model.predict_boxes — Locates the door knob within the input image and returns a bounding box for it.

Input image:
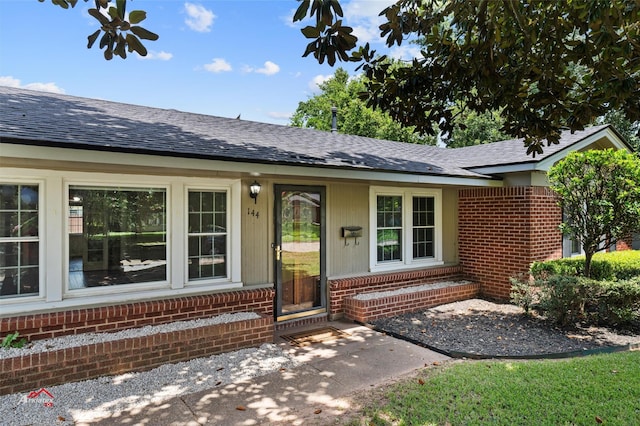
[275,245,283,261]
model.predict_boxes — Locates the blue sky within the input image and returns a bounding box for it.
[0,0,416,125]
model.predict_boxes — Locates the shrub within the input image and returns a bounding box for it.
[530,250,640,281]
[594,276,640,326]
[536,275,592,326]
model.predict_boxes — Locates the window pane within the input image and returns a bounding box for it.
[377,229,402,262]
[413,227,434,258]
[376,195,403,262]
[187,190,227,281]
[68,186,167,289]
[412,196,435,259]
[0,184,40,298]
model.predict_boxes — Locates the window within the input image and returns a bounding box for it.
[0,184,39,298]
[188,190,228,281]
[370,187,442,272]
[376,195,403,262]
[68,186,167,289]
[412,196,435,259]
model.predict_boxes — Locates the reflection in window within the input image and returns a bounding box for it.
[377,195,402,262]
[413,196,435,259]
[188,190,227,281]
[68,186,167,289]
[0,184,39,298]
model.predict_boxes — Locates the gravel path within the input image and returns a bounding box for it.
[0,312,300,426]
[371,299,640,357]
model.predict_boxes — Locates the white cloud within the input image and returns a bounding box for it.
[343,0,395,44]
[204,58,232,73]
[256,61,280,76]
[184,3,215,32]
[308,74,333,91]
[0,76,65,94]
[388,45,422,61]
[138,50,173,61]
[243,61,281,76]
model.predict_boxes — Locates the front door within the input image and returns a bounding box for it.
[274,185,326,321]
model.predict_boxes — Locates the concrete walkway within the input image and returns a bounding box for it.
[91,320,449,425]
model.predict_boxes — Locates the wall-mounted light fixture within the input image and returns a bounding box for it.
[249,180,261,204]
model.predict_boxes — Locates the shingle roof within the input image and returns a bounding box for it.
[0,86,614,179]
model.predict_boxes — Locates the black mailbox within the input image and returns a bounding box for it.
[341,226,363,238]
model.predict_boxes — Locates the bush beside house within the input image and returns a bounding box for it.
[511,251,640,327]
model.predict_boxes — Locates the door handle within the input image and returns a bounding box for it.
[275,245,283,261]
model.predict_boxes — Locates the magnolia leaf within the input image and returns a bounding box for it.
[88,8,110,26]
[87,29,101,48]
[128,10,147,25]
[293,0,310,22]
[116,0,126,19]
[107,6,118,20]
[114,34,127,59]
[301,25,321,38]
[130,26,159,41]
[126,33,147,56]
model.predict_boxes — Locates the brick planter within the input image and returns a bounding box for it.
[344,282,480,323]
[0,313,273,396]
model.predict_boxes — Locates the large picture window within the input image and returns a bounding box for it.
[68,186,167,289]
[370,187,442,272]
[0,184,39,298]
[188,190,227,281]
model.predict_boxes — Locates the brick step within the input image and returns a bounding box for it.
[344,281,480,323]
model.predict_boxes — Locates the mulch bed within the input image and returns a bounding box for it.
[370,299,640,358]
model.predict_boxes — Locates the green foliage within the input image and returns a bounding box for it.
[295,0,640,154]
[596,276,640,326]
[514,252,640,327]
[548,149,640,277]
[290,68,433,144]
[443,108,510,148]
[1,332,27,349]
[536,275,592,326]
[509,274,536,314]
[596,109,640,152]
[531,251,640,282]
[40,0,158,59]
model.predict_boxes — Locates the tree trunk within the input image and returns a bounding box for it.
[584,251,593,278]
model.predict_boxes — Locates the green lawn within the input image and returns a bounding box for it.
[355,351,640,426]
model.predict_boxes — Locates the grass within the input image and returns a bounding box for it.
[352,351,640,425]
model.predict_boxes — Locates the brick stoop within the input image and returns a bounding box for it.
[0,313,273,396]
[344,281,480,323]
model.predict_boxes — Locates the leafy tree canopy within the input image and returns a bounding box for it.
[548,149,640,277]
[295,0,640,155]
[290,68,434,144]
[43,0,640,155]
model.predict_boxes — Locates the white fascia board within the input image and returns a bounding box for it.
[467,128,630,176]
[1,143,502,188]
[536,128,632,171]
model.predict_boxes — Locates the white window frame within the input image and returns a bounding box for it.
[0,179,45,302]
[64,181,171,298]
[185,186,231,286]
[369,186,443,272]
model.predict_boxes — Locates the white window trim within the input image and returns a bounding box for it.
[184,183,242,287]
[369,186,443,273]
[0,168,243,316]
[0,178,46,304]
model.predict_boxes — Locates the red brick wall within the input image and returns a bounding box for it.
[344,282,480,323]
[328,265,465,319]
[459,187,562,300]
[0,288,274,342]
[0,314,273,396]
